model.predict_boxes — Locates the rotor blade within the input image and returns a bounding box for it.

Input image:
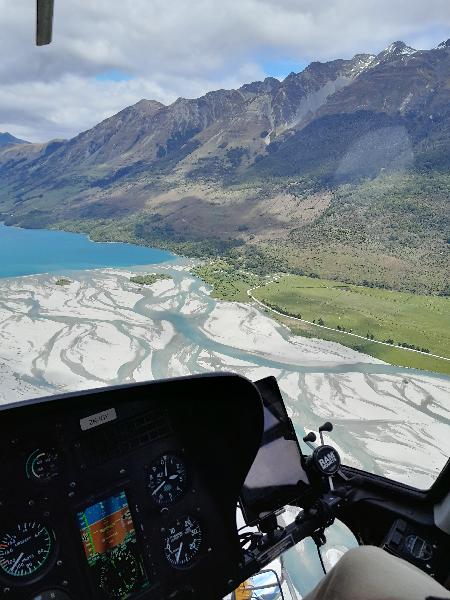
[36,0,54,46]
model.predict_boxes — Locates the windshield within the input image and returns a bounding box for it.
[0,1,449,492]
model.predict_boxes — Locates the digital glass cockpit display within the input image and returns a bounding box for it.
[77,490,149,600]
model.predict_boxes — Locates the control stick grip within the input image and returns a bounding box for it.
[319,422,333,433]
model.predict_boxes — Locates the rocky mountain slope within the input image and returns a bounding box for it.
[0,40,449,293]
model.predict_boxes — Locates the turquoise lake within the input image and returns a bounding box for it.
[0,223,174,278]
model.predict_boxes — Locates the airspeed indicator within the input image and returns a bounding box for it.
[0,521,53,579]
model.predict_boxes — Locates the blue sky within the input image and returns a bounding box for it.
[260,59,308,80]
[95,69,133,83]
[95,61,310,86]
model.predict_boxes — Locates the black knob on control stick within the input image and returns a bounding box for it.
[318,421,333,445]
[319,422,333,433]
[303,432,317,443]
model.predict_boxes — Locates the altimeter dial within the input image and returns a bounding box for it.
[163,515,202,568]
[0,521,53,579]
[148,454,188,506]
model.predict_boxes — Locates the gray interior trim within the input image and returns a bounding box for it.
[434,491,450,534]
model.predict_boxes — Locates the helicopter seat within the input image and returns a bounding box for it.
[303,545,450,600]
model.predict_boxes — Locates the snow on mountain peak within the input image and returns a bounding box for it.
[437,39,450,49]
[369,41,417,68]
[385,41,416,56]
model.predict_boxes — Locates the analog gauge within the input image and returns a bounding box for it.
[148,454,188,506]
[99,546,141,599]
[26,449,60,482]
[163,515,202,568]
[0,521,53,579]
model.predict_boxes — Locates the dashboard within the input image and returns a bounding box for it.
[0,374,264,600]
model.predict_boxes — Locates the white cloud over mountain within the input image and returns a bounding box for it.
[0,0,449,141]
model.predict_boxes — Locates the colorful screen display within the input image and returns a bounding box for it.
[77,490,149,599]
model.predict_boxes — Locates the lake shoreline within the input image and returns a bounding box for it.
[0,221,176,279]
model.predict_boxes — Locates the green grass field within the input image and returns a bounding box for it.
[192,261,263,302]
[253,275,450,375]
[129,273,172,286]
[264,311,450,374]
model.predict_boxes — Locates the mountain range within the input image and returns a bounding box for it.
[0,132,29,147]
[0,40,449,294]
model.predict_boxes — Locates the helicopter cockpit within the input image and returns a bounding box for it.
[0,4,449,600]
[0,373,448,599]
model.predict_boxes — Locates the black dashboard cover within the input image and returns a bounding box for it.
[240,376,310,524]
[0,373,264,600]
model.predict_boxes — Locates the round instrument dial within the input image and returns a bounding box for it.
[0,521,53,579]
[99,545,140,599]
[26,449,60,482]
[148,454,188,506]
[163,515,202,568]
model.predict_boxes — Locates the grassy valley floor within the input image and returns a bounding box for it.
[193,262,450,375]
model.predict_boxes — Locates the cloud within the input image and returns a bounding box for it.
[0,0,449,141]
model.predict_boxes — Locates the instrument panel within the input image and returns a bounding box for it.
[0,374,263,600]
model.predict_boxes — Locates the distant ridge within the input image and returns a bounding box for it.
[0,132,29,146]
[1,39,449,182]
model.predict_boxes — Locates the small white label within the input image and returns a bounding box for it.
[80,408,117,431]
[319,452,337,470]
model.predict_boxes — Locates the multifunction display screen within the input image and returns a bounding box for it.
[77,490,149,599]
